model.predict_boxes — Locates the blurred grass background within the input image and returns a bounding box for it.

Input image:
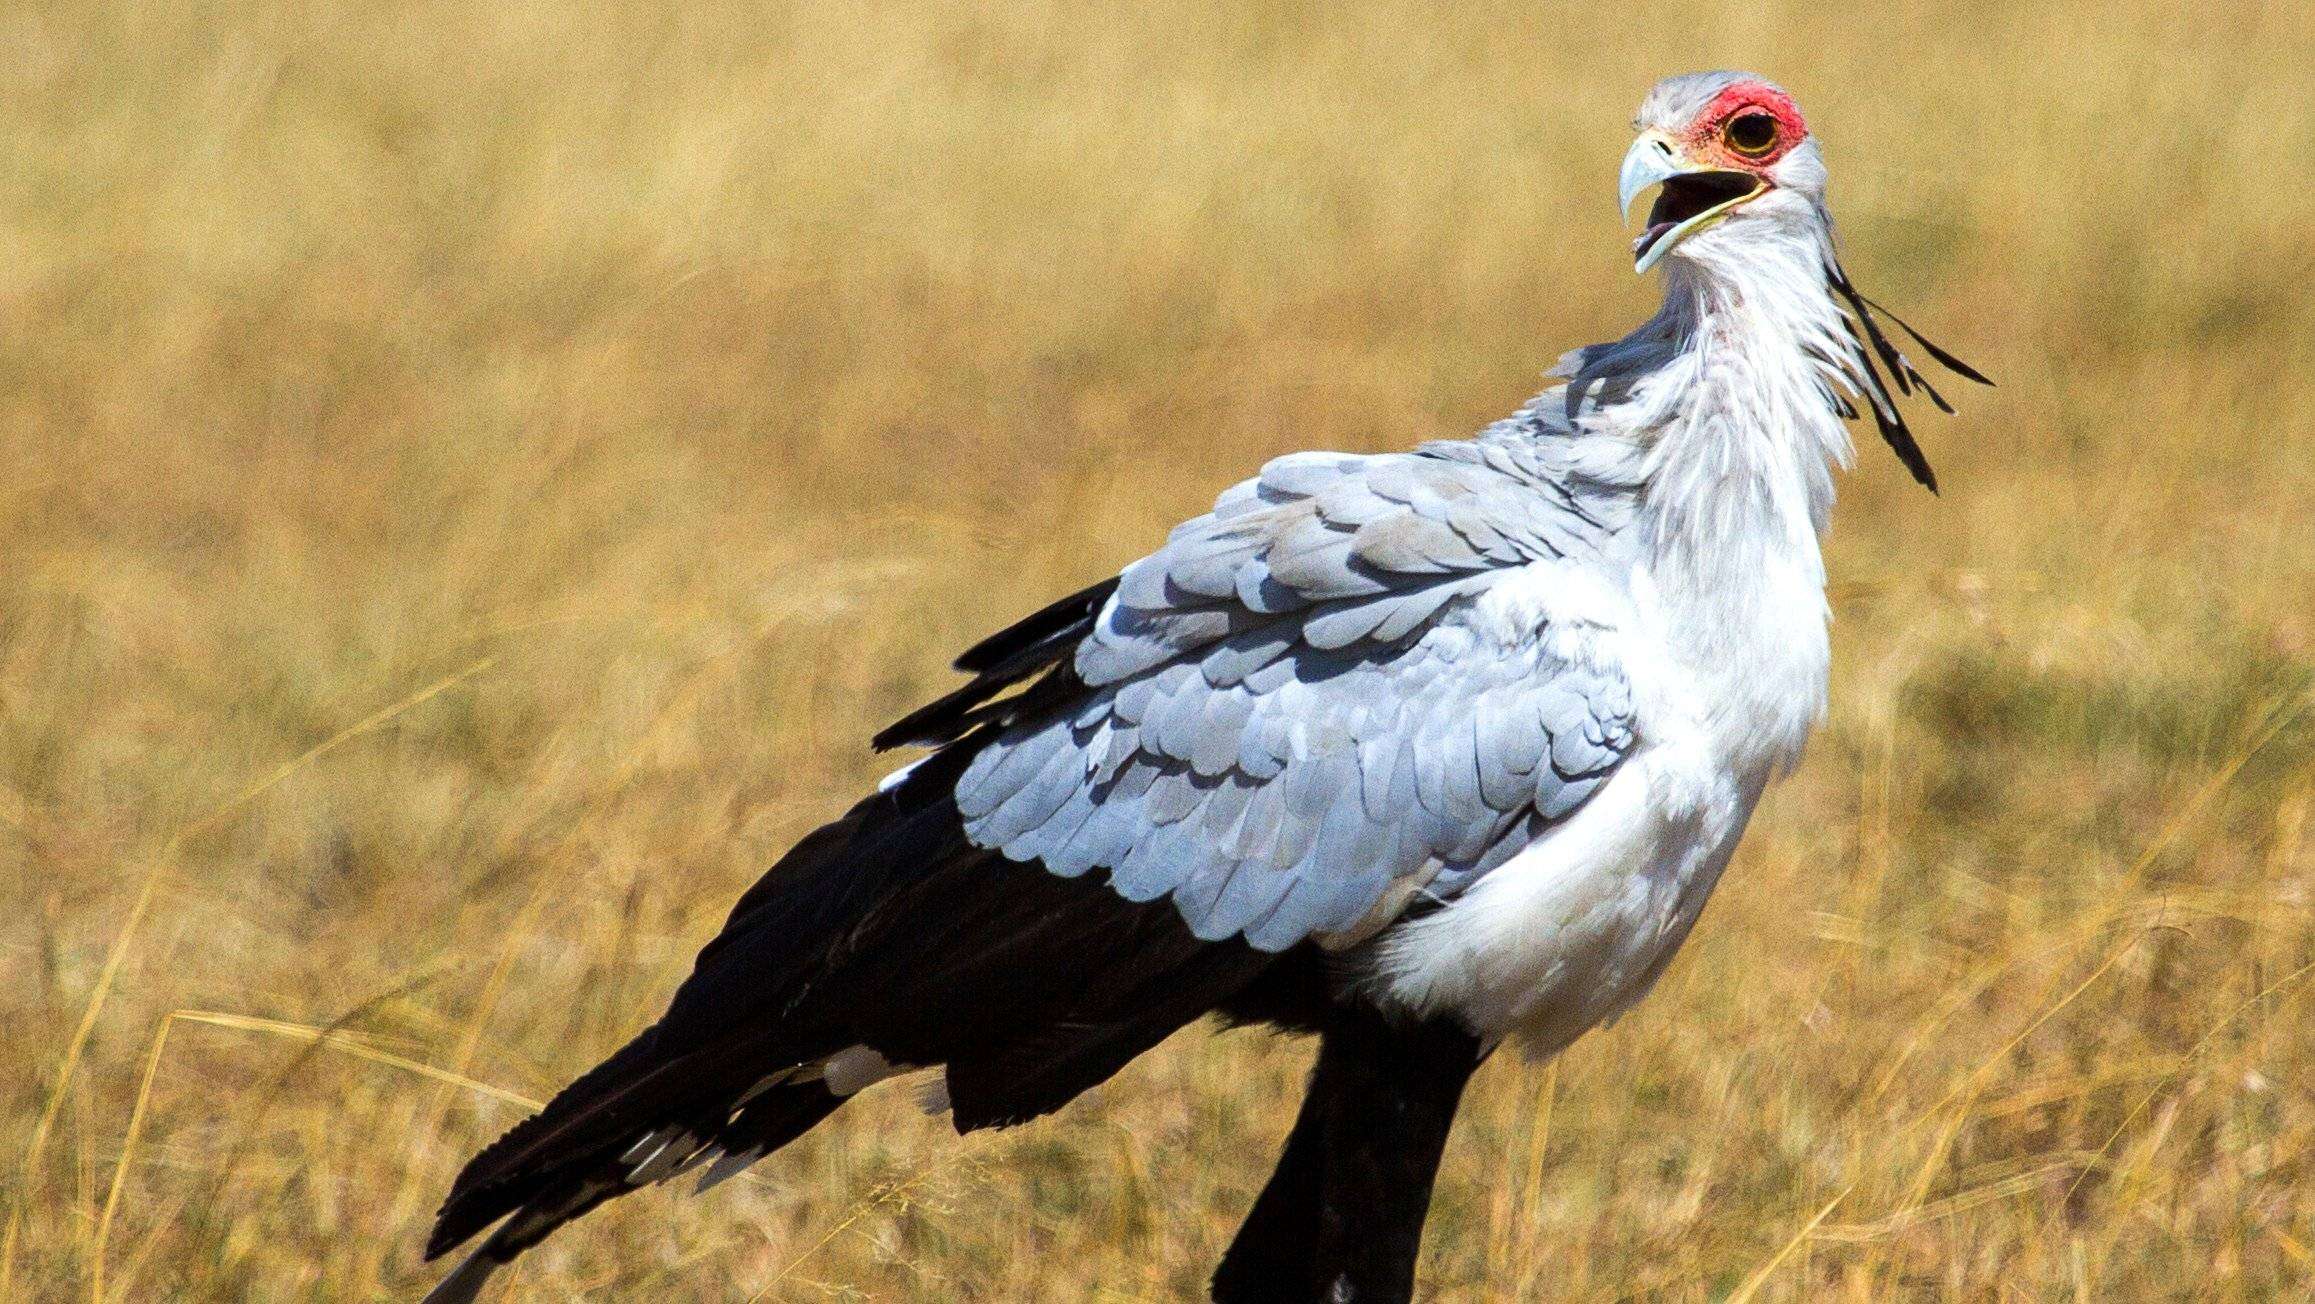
[3,0,2311,1298]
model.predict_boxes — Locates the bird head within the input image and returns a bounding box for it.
[1618,72,1825,276]
[1614,71,1993,493]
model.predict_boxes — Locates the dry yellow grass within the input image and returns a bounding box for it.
[3,1,2311,1299]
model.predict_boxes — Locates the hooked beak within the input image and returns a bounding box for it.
[1618,131,1766,274]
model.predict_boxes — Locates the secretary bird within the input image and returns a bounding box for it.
[421,71,1986,1302]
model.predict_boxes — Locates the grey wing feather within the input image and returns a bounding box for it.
[953,440,1640,952]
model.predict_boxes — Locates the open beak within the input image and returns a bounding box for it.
[1618,131,1766,274]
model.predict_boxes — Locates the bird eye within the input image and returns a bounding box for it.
[1723,112,1778,157]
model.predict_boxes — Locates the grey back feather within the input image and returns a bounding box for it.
[954,422,1645,952]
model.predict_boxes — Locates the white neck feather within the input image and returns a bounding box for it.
[1618,221,1859,772]
[1644,224,1855,540]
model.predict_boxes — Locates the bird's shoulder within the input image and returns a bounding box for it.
[1076,434,1640,686]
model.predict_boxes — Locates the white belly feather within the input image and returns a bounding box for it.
[1372,738,1761,1050]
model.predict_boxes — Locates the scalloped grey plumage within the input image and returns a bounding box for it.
[954,417,1645,952]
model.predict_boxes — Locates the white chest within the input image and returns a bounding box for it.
[1368,492,1832,1048]
[1642,530,1833,781]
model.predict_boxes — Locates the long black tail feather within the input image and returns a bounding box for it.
[422,1077,844,1304]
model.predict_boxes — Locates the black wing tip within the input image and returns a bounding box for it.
[870,699,952,752]
[876,575,1117,752]
[951,576,1119,674]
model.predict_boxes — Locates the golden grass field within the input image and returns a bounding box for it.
[4,0,2312,1298]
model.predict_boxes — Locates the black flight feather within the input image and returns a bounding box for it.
[872,575,1118,751]
[953,576,1119,674]
[428,709,1315,1278]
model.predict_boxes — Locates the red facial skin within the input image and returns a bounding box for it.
[1680,82,1809,171]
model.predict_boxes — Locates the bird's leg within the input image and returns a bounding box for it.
[1212,1007,1485,1304]
[1211,1065,1328,1300]
[1304,1011,1485,1303]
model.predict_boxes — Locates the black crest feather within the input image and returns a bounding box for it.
[1825,258,1994,495]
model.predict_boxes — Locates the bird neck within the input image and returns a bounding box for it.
[1631,228,1855,569]
[1623,229,1857,772]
